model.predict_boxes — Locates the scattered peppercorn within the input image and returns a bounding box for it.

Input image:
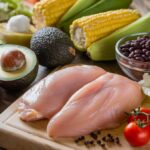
[84,140,95,147]
[74,136,85,144]
[115,137,121,146]
[75,139,79,143]
[78,136,85,141]
[102,136,106,142]
[90,132,98,140]
[101,143,106,150]
[89,141,94,145]
[120,35,150,62]
[74,131,121,148]
[106,134,115,142]
[97,140,101,145]
[107,134,112,137]
[108,137,114,143]
[96,130,101,135]
[84,141,89,145]
[115,137,119,142]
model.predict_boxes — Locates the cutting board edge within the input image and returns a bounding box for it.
[0,100,75,150]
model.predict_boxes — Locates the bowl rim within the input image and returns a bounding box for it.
[115,32,150,65]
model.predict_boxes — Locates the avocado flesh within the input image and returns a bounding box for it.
[0,44,38,90]
[0,23,36,47]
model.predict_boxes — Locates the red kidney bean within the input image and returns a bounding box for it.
[119,35,150,62]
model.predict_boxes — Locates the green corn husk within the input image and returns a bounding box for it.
[59,0,133,33]
[58,0,100,27]
[87,13,150,61]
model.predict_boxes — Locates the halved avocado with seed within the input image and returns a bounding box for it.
[0,44,38,90]
[0,23,36,47]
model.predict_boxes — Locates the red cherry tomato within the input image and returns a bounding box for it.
[144,124,150,135]
[26,0,39,4]
[124,122,150,147]
[128,107,150,123]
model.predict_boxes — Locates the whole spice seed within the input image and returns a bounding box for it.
[115,137,121,145]
[102,136,107,142]
[107,134,112,137]
[120,35,150,62]
[75,136,85,144]
[75,139,79,143]
[84,141,89,145]
[96,130,101,135]
[89,141,94,145]
[109,138,115,142]
[101,143,106,149]
[84,141,95,147]
[107,134,115,143]
[97,140,101,145]
[74,131,121,148]
[78,136,85,141]
[90,132,98,140]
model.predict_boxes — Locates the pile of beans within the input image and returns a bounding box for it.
[120,35,150,62]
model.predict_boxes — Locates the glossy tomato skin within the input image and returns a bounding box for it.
[124,122,150,147]
[26,0,39,4]
[145,125,150,135]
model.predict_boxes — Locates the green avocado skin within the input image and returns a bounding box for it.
[0,62,38,91]
[30,27,76,68]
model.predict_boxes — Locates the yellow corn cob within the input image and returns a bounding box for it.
[32,0,76,29]
[70,9,140,50]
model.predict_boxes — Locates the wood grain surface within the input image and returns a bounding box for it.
[0,0,150,149]
[0,85,150,150]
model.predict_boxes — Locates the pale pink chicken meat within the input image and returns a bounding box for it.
[47,73,143,138]
[18,65,106,121]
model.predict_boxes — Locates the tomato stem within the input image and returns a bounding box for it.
[126,108,150,128]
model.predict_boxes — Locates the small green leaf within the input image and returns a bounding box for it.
[0,0,32,20]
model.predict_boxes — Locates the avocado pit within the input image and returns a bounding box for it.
[0,44,38,90]
[1,49,26,72]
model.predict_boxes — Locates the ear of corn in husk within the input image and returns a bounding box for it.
[87,12,150,61]
[70,9,140,51]
[59,0,133,33]
[32,0,77,29]
[58,0,100,26]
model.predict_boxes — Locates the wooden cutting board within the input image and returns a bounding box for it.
[1,97,150,150]
[0,0,150,150]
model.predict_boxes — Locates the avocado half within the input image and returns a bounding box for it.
[0,23,36,47]
[0,44,38,90]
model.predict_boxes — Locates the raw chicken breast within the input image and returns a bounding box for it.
[47,73,143,138]
[18,65,106,121]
